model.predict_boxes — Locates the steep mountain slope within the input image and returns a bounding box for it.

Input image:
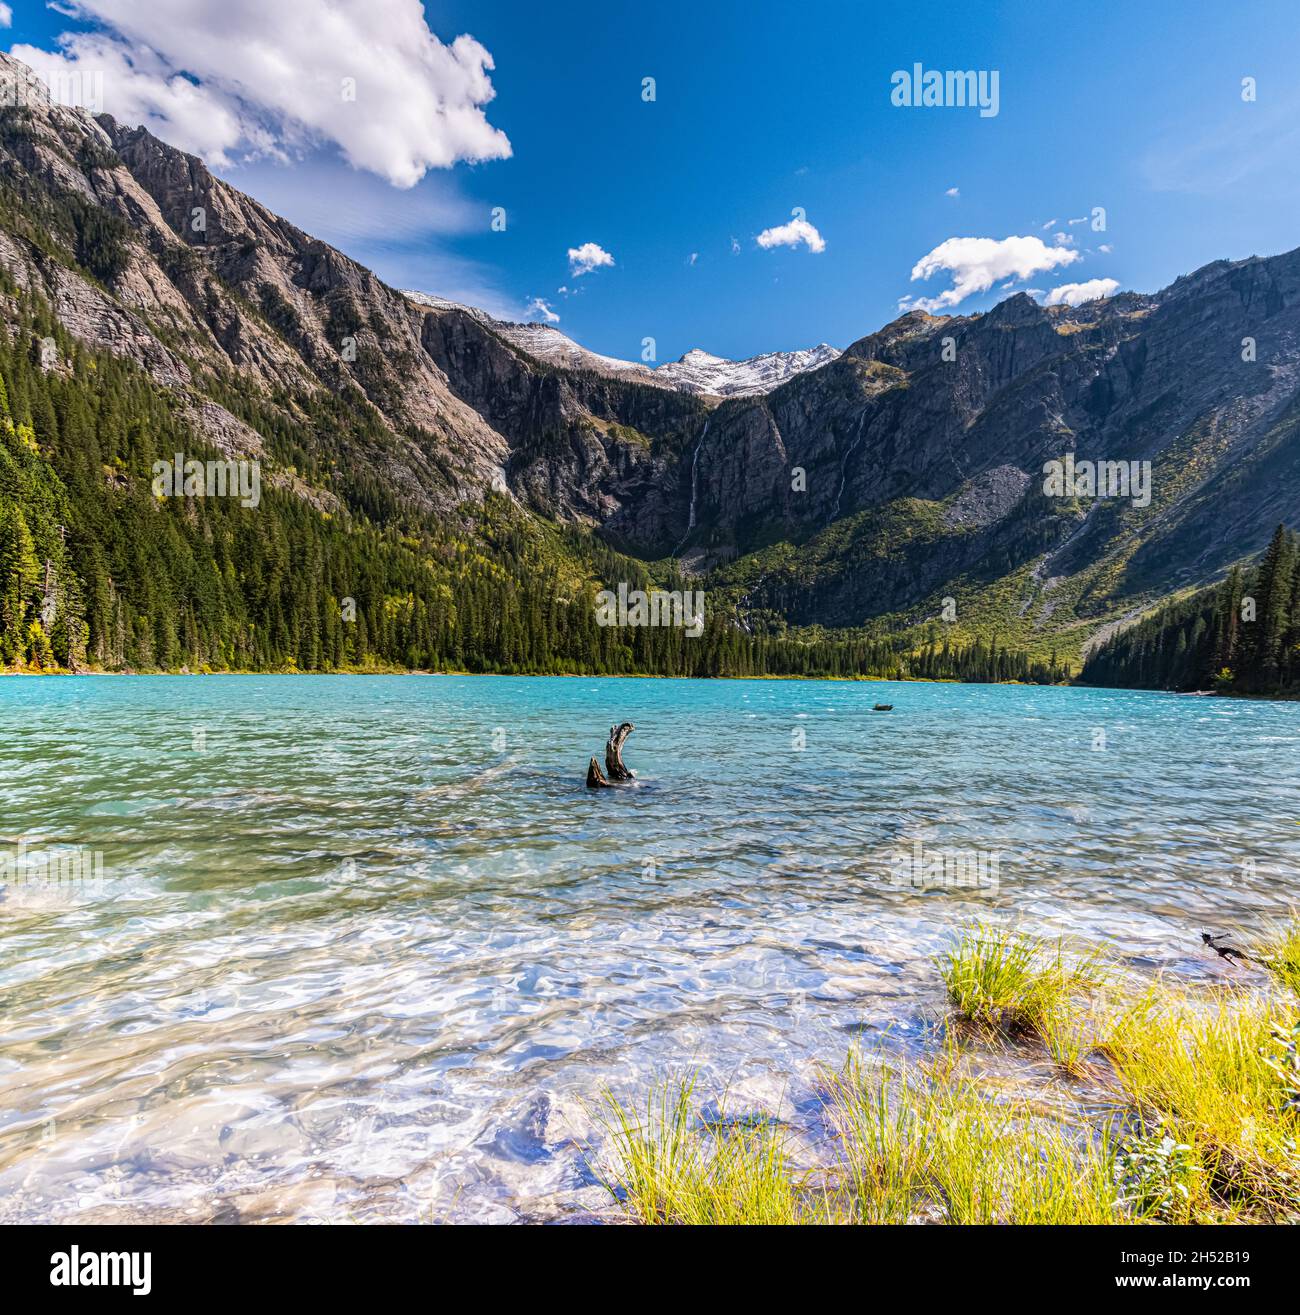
[665,268,1300,658]
[401,291,671,388]
[2,46,1298,675]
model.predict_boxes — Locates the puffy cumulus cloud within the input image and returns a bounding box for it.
[907,235,1081,312]
[1043,278,1120,307]
[0,4,12,27]
[567,242,614,276]
[11,0,510,187]
[524,297,560,323]
[756,216,826,253]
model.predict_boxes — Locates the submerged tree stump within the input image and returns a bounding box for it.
[605,721,635,781]
[586,721,635,788]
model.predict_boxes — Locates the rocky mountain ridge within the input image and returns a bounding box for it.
[3,47,1298,661]
[402,289,842,397]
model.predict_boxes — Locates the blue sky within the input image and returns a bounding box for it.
[8,0,1300,361]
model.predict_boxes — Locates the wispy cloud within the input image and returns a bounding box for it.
[1142,93,1300,196]
[219,158,516,316]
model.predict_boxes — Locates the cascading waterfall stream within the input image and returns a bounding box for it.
[673,420,709,557]
[830,411,867,523]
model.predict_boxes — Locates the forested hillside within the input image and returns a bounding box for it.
[1080,524,1300,695]
[0,280,1066,680]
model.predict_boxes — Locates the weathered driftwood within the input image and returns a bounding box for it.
[586,721,635,788]
[873,704,893,711]
[604,721,635,781]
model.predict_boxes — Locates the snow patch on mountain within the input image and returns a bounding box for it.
[403,290,840,395]
[655,345,842,397]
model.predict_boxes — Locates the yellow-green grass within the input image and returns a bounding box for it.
[596,922,1300,1225]
[594,1078,837,1225]
[939,923,1109,1071]
[1255,913,1300,996]
[824,1054,1118,1224]
[598,1055,1121,1225]
[1102,988,1300,1221]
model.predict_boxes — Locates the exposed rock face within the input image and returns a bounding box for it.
[3,47,1299,645]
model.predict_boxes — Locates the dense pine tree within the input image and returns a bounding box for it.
[1081,525,1300,696]
[0,285,1069,684]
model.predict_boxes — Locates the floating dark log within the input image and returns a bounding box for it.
[604,721,636,781]
[873,704,893,711]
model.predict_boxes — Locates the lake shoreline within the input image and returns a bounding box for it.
[5,666,1297,701]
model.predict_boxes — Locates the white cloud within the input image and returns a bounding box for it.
[0,5,13,28]
[1052,231,1074,247]
[1068,216,1087,225]
[524,297,560,323]
[11,0,510,187]
[756,216,826,253]
[1099,243,1113,254]
[730,236,741,255]
[1041,218,1058,230]
[1044,278,1120,307]
[907,235,1081,312]
[945,186,960,197]
[234,159,480,246]
[688,251,699,266]
[567,242,615,277]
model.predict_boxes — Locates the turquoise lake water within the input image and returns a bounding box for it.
[0,674,1297,1221]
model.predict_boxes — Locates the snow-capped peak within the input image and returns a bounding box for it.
[655,343,842,397]
[402,289,840,397]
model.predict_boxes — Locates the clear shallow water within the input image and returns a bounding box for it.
[0,674,1296,1222]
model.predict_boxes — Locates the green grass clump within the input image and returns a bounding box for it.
[599,1056,1120,1226]
[595,1078,833,1225]
[1256,915,1300,996]
[825,1056,1118,1224]
[939,924,1108,1071]
[939,923,1047,1026]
